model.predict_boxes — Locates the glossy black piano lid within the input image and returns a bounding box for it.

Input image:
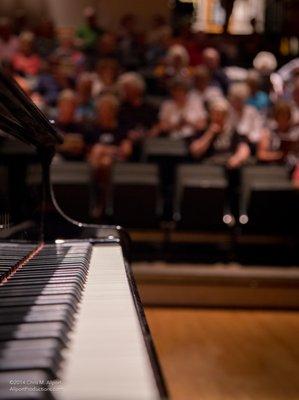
[0,67,62,149]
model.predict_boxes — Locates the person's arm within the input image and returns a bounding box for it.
[227,142,250,169]
[257,128,284,162]
[118,139,133,160]
[189,124,219,158]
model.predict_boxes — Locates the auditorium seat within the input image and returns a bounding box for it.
[239,165,297,234]
[173,164,231,231]
[27,161,92,222]
[142,137,188,161]
[107,162,161,229]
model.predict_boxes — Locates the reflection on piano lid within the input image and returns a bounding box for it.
[0,69,168,398]
[0,67,62,148]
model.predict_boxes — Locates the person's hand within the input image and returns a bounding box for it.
[209,123,222,135]
[227,155,241,169]
[128,130,143,141]
[189,140,202,158]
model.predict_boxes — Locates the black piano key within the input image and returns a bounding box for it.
[0,304,72,315]
[3,277,86,289]
[0,355,60,379]
[0,322,69,344]
[0,309,74,327]
[0,295,79,308]
[0,338,63,353]
[0,286,82,301]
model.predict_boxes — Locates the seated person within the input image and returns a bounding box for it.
[35,61,74,107]
[291,77,299,124]
[189,65,223,110]
[87,94,132,218]
[228,82,264,146]
[293,162,299,189]
[12,31,41,77]
[202,47,229,95]
[257,101,299,164]
[91,58,119,98]
[118,72,158,141]
[156,78,206,139]
[246,69,270,112]
[55,89,86,160]
[75,72,95,124]
[189,98,251,169]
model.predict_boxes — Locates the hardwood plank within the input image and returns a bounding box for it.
[145,308,299,400]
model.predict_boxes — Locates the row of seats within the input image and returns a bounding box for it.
[21,161,297,237]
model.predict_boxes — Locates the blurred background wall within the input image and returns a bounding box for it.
[0,0,171,29]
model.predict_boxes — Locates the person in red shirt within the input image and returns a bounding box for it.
[12,31,41,76]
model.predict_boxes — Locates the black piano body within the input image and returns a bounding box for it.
[0,68,168,400]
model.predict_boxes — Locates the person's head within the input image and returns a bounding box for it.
[166,44,189,69]
[120,14,136,33]
[57,89,77,122]
[253,51,277,75]
[96,58,119,86]
[36,19,55,39]
[151,14,167,29]
[97,32,117,55]
[193,65,211,91]
[246,69,262,95]
[118,72,145,103]
[0,17,13,41]
[58,29,75,49]
[76,73,92,102]
[169,78,189,105]
[19,31,35,55]
[202,47,220,71]
[95,93,119,123]
[228,83,250,112]
[292,78,299,106]
[209,98,229,127]
[83,6,97,28]
[273,101,292,131]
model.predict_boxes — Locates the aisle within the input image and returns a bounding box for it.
[145,308,299,400]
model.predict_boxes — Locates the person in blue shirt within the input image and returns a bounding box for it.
[246,69,270,112]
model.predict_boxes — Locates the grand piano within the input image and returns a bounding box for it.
[0,68,168,400]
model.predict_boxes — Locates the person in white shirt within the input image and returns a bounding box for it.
[189,65,223,109]
[228,82,264,145]
[258,101,299,165]
[156,78,207,139]
[291,78,299,124]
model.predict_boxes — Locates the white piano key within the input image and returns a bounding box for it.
[57,244,160,400]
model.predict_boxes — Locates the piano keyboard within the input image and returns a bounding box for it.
[0,242,164,400]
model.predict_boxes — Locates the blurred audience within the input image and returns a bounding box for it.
[0,7,299,219]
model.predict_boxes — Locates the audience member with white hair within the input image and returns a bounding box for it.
[87,93,133,218]
[258,101,299,165]
[228,82,264,145]
[55,89,86,161]
[189,98,251,169]
[291,78,299,124]
[118,72,158,140]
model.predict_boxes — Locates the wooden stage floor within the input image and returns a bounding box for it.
[145,308,299,400]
